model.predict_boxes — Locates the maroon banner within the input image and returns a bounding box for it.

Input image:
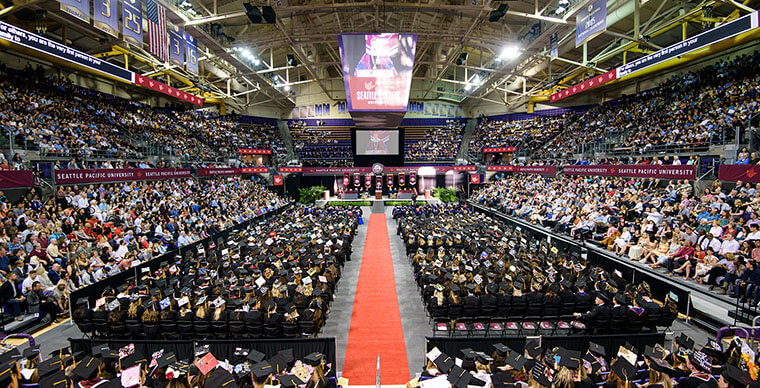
[0,170,34,188]
[482,147,516,153]
[469,174,482,184]
[279,167,303,173]
[343,172,350,186]
[273,175,284,186]
[375,175,382,190]
[409,172,417,186]
[240,167,269,174]
[563,164,696,179]
[365,174,372,188]
[198,168,239,177]
[134,74,203,106]
[550,69,617,102]
[353,174,360,186]
[55,168,192,185]
[487,165,557,175]
[718,165,760,183]
[300,165,476,174]
[239,149,273,155]
[387,174,393,187]
[399,172,405,186]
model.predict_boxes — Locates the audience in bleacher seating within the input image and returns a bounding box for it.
[73,205,361,339]
[0,65,287,165]
[469,115,569,162]
[393,203,678,334]
[289,121,354,167]
[533,53,760,159]
[405,121,464,161]
[0,176,289,323]
[471,174,760,304]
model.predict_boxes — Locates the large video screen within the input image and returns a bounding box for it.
[356,130,400,155]
[338,33,417,111]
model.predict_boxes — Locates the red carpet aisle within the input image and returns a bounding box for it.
[342,214,410,384]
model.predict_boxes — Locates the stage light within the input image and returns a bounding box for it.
[558,0,569,5]
[464,83,472,91]
[555,6,566,14]
[499,45,521,61]
[242,49,252,58]
[283,85,291,91]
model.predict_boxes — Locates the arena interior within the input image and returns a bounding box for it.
[1,0,760,387]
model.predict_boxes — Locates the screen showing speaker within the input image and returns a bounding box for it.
[355,130,400,155]
[338,33,417,111]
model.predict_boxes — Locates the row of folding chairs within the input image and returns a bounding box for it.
[75,318,321,339]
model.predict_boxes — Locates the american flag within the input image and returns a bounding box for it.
[146,0,168,62]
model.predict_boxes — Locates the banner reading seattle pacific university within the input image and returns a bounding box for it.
[576,0,607,47]
[338,33,417,111]
[60,0,90,23]
[563,165,696,180]
[121,0,143,47]
[55,168,192,185]
[168,24,185,68]
[93,0,119,37]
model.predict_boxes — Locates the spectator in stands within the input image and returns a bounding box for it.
[0,272,25,320]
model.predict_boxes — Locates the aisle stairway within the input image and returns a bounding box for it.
[457,118,478,162]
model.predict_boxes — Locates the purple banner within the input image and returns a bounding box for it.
[718,165,760,183]
[300,165,476,174]
[168,24,185,68]
[487,165,557,175]
[122,0,143,47]
[198,168,239,177]
[0,170,34,188]
[93,0,118,37]
[60,0,90,23]
[55,168,192,185]
[562,164,696,180]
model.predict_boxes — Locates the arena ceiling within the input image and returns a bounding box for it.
[3,0,758,112]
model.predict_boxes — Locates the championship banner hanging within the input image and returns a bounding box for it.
[409,172,417,186]
[353,174,360,186]
[375,175,383,190]
[399,172,405,186]
[60,0,90,23]
[365,174,372,188]
[343,172,350,186]
[93,0,119,37]
[122,0,143,47]
[387,174,394,187]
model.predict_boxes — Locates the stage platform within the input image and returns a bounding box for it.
[315,196,442,207]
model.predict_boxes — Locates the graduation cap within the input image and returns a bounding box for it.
[491,371,516,388]
[493,343,510,357]
[611,358,635,381]
[23,345,40,360]
[588,343,605,357]
[277,374,306,388]
[207,367,239,388]
[156,352,177,369]
[73,356,102,379]
[432,353,455,373]
[558,349,581,369]
[702,340,724,359]
[304,352,324,367]
[649,357,675,375]
[530,362,552,386]
[475,352,492,365]
[251,361,273,380]
[582,353,602,374]
[525,337,542,358]
[676,333,695,350]
[121,352,147,370]
[0,348,20,364]
[505,351,526,370]
[447,365,485,388]
[247,349,266,364]
[722,364,753,387]
[38,369,69,388]
[644,346,664,361]
[460,348,477,360]
[689,350,712,373]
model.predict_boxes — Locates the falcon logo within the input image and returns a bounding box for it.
[747,168,758,178]
[364,81,376,90]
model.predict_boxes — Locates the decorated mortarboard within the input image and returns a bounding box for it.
[233,348,250,358]
[250,361,274,380]
[73,356,102,379]
[723,364,753,387]
[649,357,675,375]
[492,343,510,357]
[676,333,695,350]
[702,340,724,359]
[582,353,602,373]
[206,367,239,388]
[505,351,526,370]
[277,374,306,388]
[530,362,553,386]
[689,350,712,373]
[588,343,605,357]
[611,358,635,381]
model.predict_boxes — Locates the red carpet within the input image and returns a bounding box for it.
[342,213,410,384]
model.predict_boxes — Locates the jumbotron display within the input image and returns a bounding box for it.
[355,130,400,155]
[338,33,417,111]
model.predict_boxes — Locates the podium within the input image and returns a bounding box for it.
[375,190,383,200]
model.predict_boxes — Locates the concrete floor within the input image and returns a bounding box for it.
[22,206,721,381]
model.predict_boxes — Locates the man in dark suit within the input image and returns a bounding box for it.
[0,272,26,320]
[574,293,610,326]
